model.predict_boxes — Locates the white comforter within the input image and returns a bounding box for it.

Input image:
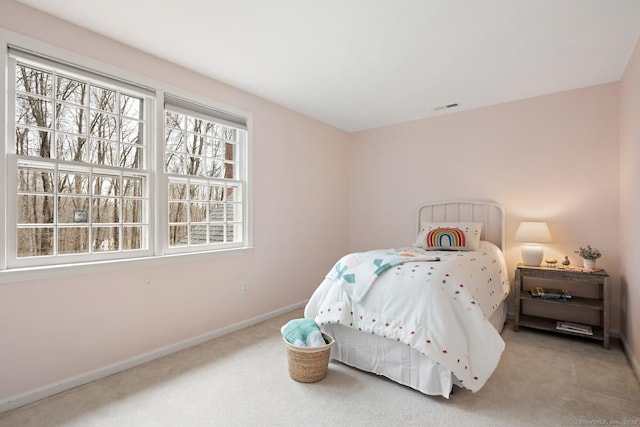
[304,241,510,392]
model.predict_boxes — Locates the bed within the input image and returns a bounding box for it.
[304,200,509,398]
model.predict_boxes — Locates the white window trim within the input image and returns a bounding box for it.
[0,29,254,283]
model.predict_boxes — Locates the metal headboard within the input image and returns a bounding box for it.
[417,200,505,251]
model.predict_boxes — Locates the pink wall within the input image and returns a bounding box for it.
[620,36,640,377]
[0,2,350,402]
[348,83,621,327]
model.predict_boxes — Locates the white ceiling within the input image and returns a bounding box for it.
[18,0,640,132]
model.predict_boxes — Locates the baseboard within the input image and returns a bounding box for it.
[620,333,640,384]
[0,300,307,414]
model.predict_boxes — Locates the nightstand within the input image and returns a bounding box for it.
[514,264,610,349]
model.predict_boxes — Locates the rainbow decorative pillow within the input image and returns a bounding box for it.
[415,222,482,251]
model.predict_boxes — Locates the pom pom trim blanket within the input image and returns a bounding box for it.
[306,242,509,393]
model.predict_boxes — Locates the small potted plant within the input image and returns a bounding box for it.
[575,245,602,271]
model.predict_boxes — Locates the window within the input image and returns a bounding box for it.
[3,44,250,271]
[163,97,247,252]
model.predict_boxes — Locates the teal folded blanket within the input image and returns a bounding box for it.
[281,318,326,347]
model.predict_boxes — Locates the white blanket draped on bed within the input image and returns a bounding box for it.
[305,241,510,393]
[326,248,441,302]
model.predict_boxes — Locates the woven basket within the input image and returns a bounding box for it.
[284,333,334,383]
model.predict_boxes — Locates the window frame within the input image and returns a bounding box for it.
[0,30,253,281]
[7,54,154,268]
[162,96,248,255]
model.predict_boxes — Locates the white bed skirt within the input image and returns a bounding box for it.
[321,301,508,398]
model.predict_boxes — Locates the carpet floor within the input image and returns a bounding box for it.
[1,308,639,426]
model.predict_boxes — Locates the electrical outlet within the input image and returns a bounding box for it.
[240,281,249,295]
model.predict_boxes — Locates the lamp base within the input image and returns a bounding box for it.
[521,244,543,266]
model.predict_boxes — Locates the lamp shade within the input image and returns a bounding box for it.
[515,222,552,266]
[514,222,552,243]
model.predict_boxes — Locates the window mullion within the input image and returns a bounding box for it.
[154,92,166,257]
[1,54,15,269]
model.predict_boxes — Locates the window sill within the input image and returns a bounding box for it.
[0,246,255,285]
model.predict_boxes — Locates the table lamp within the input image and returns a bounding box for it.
[514,221,552,266]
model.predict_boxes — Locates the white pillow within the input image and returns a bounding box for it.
[415,222,482,251]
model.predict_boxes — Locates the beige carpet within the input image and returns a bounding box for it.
[1,308,639,427]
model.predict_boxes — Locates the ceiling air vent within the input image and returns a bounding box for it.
[434,103,459,111]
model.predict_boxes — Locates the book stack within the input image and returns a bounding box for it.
[556,321,593,336]
[529,287,572,301]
